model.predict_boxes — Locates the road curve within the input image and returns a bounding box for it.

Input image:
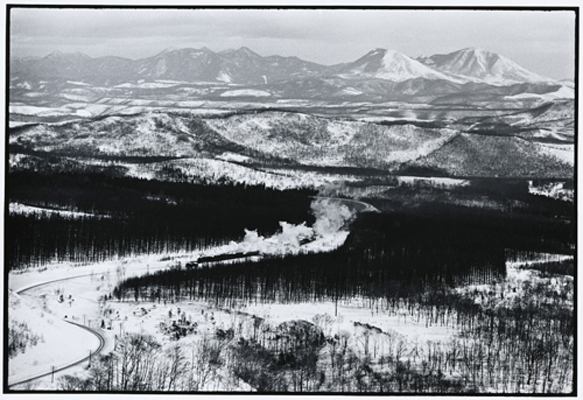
[8,197,378,389]
[8,276,109,389]
[8,320,106,389]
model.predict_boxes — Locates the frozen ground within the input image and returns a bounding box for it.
[8,291,101,385]
[7,236,573,392]
[6,201,354,390]
[7,255,175,389]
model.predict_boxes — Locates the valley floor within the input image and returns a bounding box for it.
[7,247,573,393]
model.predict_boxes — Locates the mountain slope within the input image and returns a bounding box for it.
[464,100,574,143]
[338,48,463,83]
[203,111,460,168]
[418,48,556,85]
[404,133,572,177]
[9,110,573,178]
[11,47,329,86]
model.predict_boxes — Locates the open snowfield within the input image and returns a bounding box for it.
[7,254,193,390]
[8,228,572,391]
[537,142,575,165]
[7,200,356,390]
[8,291,101,386]
[7,252,449,390]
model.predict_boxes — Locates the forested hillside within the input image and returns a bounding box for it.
[7,171,315,270]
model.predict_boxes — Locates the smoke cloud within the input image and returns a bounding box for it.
[236,198,355,256]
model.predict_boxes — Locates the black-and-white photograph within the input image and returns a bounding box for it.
[4,4,576,395]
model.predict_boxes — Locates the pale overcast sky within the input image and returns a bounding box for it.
[9,7,576,80]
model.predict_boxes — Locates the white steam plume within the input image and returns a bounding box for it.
[235,198,355,256]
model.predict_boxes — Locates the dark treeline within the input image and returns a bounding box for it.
[7,170,315,217]
[116,196,574,307]
[7,171,315,270]
[361,205,573,256]
[117,211,508,306]
[112,209,574,393]
[9,144,185,164]
[367,180,574,256]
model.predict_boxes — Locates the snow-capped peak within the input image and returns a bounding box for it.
[419,47,556,85]
[340,48,464,83]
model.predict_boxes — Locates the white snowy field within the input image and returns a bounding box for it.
[7,238,573,392]
[6,197,355,390]
[7,255,172,388]
[8,291,101,386]
[537,142,575,166]
[7,253,452,390]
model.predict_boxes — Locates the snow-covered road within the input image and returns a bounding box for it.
[7,196,380,389]
[8,320,106,388]
[8,274,110,388]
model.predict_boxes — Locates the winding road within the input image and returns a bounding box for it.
[7,196,379,389]
[8,273,111,389]
[8,320,106,389]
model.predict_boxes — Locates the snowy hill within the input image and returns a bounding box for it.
[9,108,573,178]
[465,100,574,144]
[504,85,574,101]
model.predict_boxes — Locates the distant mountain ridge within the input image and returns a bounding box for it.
[11,46,328,86]
[10,46,574,103]
[12,46,561,86]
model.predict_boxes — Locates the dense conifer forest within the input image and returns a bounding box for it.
[117,198,573,307]
[109,203,574,393]
[7,167,575,393]
[7,171,315,270]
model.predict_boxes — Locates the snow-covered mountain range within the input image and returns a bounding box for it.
[10,46,572,101]
[8,46,575,181]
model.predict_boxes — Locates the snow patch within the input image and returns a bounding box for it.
[216,152,253,163]
[505,85,574,101]
[528,181,574,202]
[75,109,92,117]
[67,80,91,86]
[537,142,574,165]
[220,89,271,97]
[16,81,32,90]
[23,92,46,98]
[216,71,232,83]
[340,87,364,95]
[397,176,470,188]
[9,202,109,219]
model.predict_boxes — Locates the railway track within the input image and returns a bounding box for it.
[7,196,379,389]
